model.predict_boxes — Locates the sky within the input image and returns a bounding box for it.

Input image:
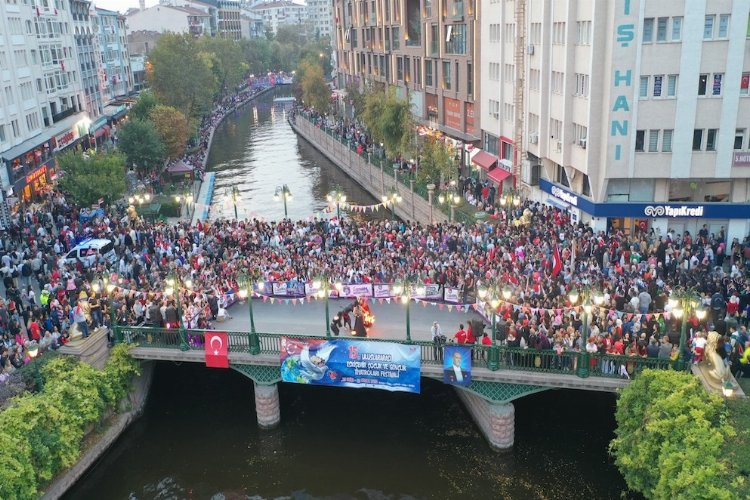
[94,0,158,13]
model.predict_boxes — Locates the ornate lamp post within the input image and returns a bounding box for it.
[477,282,510,370]
[568,286,605,378]
[273,184,293,218]
[381,188,402,218]
[237,270,265,354]
[225,186,240,220]
[438,189,462,223]
[312,274,343,338]
[327,189,347,219]
[669,288,706,371]
[165,271,193,351]
[499,189,522,220]
[392,275,424,342]
[174,191,194,220]
[128,192,151,206]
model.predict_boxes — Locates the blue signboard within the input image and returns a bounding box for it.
[280,337,421,393]
[540,179,750,219]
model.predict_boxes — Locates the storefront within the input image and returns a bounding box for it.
[540,179,750,241]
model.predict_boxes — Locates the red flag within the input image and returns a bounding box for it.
[205,332,229,368]
[552,245,562,277]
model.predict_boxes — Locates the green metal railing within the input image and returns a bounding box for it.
[115,325,669,380]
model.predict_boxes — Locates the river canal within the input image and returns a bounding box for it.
[63,88,632,499]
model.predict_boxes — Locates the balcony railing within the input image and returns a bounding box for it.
[51,107,76,124]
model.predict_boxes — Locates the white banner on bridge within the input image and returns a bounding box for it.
[272,282,288,296]
[373,284,391,298]
[340,283,373,297]
[444,287,461,303]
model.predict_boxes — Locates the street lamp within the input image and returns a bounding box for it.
[128,192,151,206]
[499,189,522,220]
[327,189,347,219]
[237,270,265,354]
[225,186,240,220]
[174,191,194,220]
[669,288,707,371]
[477,282,510,370]
[312,274,343,338]
[27,341,41,390]
[273,184,293,218]
[381,188,402,218]
[165,271,193,351]
[568,286,605,378]
[438,188,462,223]
[392,275,424,342]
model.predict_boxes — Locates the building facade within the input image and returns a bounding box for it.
[94,8,134,103]
[307,0,333,39]
[217,0,242,40]
[127,5,213,36]
[475,0,750,242]
[333,0,480,148]
[72,0,103,119]
[250,1,307,35]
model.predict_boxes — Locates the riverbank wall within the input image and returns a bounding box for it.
[41,361,155,500]
[289,116,448,224]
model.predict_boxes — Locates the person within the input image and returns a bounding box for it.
[658,335,672,360]
[454,323,468,344]
[444,349,470,385]
[352,302,367,337]
[431,321,445,361]
[330,318,340,336]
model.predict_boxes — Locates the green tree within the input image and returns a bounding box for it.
[129,91,158,121]
[368,87,413,159]
[57,151,127,206]
[149,105,189,161]
[297,59,330,113]
[199,36,248,91]
[417,137,453,185]
[118,119,166,176]
[240,37,272,75]
[610,370,737,500]
[146,33,217,120]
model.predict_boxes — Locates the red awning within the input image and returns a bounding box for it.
[94,125,110,138]
[487,167,512,184]
[471,151,498,171]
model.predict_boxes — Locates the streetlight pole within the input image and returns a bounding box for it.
[166,272,192,352]
[327,189,347,220]
[500,189,522,221]
[274,185,293,219]
[439,189,461,223]
[382,189,402,219]
[669,289,706,371]
[568,287,604,378]
[394,277,424,342]
[478,283,509,371]
[237,271,262,354]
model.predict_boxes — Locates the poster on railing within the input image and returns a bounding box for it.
[373,284,392,298]
[279,337,421,393]
[340,283,373,298]
[443,345,472,386]
[444,287,462,303]
[410,283,442,300]
[272,282,287,296]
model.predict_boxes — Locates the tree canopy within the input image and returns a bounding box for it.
[57,151,127,206]
[117,119,166,176]
[198,36,248,91]
[417,137,453,185]
[362,87,414,159]
[610,370,741,500]
[129,91,158,121]
[149,105,189,161]
[297,59,330,113]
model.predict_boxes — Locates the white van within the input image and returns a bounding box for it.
[61,239,117,268]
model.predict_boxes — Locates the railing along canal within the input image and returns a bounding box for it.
[114,326,671,379]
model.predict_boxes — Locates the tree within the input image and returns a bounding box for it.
[240,38,272,75]
[364,87,414,159]
[146,33,217,120]
[297,59,330,113]
[57,151,127,206]
[149,105,189,161]
[417,137,453,185]
[198,36,248,91]
[610,370,738,500]
[129,91,158,121]
[118,119,166,176]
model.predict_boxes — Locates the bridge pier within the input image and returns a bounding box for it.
[254,382,280,429]
[455,389,515,451]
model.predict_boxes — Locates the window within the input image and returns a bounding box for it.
[488,99,499,116]
[712,73,723,96]
[573,123,587,145]
[504,23,515,43]
[550,119,563,140]
[503,103,514,122]
[530,22,541,45]
[10,120,19,138]
[575,73,589,97]
[425,60,433,86]
[551,71,564,94]
[0,125,5,143]
[648,130,659,152]
[693,129,703,151]
[639,76,649,98]
[552,22,565,44]
[672,16,683,41]
[706,129,718,151]
[529,68,540,90]
[734,129,745,150]
[445,24,466,54]
[635,130,645,151]
[392,26,399,50]
[667,74,678,96]
[653,75,663,97]
[718,14,730,38]
[576,21,591,45]
[489,23,500,43]
[455,62,459,92]
[741,72,750,95]
[397,57,403,81]
[657,17,668,41]
[503,63,514,83]
[467,62,472,96]
[662,130,673,152]
[698,74,708,96]
[643,18,654,42]
[442,61,451,90]
[704,15,715,39]
[430,24,438,54]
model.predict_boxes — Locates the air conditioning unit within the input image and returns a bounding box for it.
[529,133,538,144]
[527,44,535,55]
[556,140,562,152]
[579,139,587,149]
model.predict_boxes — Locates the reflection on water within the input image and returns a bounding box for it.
[64,363,633,500]
[207,88,385,222]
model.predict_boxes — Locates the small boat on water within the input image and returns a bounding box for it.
[273,96,296,103]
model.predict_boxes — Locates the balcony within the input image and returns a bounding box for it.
[51,107,76,124]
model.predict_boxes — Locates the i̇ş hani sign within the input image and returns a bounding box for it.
[644,205,704,217]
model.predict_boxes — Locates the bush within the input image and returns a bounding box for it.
[0,345,140,499]
[610,370,738,500]
[157,197,182,217]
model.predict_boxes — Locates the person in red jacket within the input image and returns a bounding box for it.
[454,324,467,344]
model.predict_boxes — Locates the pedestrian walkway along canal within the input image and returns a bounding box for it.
[63,87,634,499]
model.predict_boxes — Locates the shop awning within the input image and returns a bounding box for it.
[487,167,512,184]
[471,151,498,171]
[167,160,194,174]
[1,113,88,161]
[94,125,110,138]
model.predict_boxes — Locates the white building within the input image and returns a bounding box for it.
[127,4,213,36]
[94,8,134,103]
[479,0,750,242]
[250,1,307,35]
[306,0,332,39]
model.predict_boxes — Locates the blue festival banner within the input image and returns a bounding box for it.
[443,346,472,386]
[280,337,421,393]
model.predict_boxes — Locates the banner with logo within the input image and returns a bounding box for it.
[340,283,373,298]
[280,337,421,393]
[410,283,442,299]
[443,345,471,386]
[373,284,392,298]
[272,282,287,296]
[444,287,461,303]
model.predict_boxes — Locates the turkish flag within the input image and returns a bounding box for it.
[205,332,229,368]
[551,245,562,278]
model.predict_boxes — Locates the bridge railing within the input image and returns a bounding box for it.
[115,326,670,379]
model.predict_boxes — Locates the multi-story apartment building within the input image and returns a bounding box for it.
[0,0,92,203]
[478,0,750,242]
[127,5,213,37]
[217,0,242,40]
[333,0,481,148]
[250,1,307,35]
[307,0,333,39]
[71,0,103,119]
[94,8,134,103]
